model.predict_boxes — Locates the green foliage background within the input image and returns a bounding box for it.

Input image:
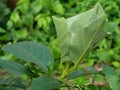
[0,0,120,68]
[0,0,120,89]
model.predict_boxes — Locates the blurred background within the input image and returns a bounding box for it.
[0,0,120,81]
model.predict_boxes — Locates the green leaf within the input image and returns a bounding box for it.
[0,77,25,89]
[10,12,20,23]
[102,86,111,90]
[14,29,28,39]
[0,85,17,90]
[86,84,99,90]
[7,20,13,30]
[23,13,34,26]
[30,0,43,14]
[0,60,30,75]
[102,64,120,90]
[68,70,85,80]
[52,1,64,14]
[68,67,97,80]
[30,76,63,90]
[2,41,53,72]
[74,76,89,86]
[17,0,30,14]
[93,74,104,82]
[96,51,110,61]
[0,27,5,33]
[112,61,120,68]
[105,22,118,34]
[102,64,115,75]
[52,3,115,64]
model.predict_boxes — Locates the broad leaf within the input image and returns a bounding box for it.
[0,77,25,89]
[53,3,115,64]
[0,60,30,75]
[2,41,53,72]
[68,67,97,80]
[102,64,120,90]
[102,64,115,75]
[0,85,17,90]
[30,76,63,90]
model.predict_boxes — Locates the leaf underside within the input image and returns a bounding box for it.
[53,3,114,64]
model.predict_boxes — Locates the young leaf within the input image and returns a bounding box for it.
[52,3,115,64]
[30,76,63,90]
[0,60,30,75]
[68,67,98,80]
[2,41,54,72]
[102,64,120,90]
[105,22,118,34]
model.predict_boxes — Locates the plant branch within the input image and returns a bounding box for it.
[65,83,72,90]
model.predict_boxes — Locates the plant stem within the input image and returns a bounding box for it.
[59,58,63,71]
[65,83,72,90]
[59,63,70,79]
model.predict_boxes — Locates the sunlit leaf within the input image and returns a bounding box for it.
[53,3,116,64]
[0,27,5,33]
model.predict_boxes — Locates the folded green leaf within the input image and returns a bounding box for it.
[68,67,98,80]
[53,3,115,64]
[2,41,54,72]
[30,76,63,90]
[0,60,30,75]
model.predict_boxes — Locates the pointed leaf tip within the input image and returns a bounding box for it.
[53,3,109,64]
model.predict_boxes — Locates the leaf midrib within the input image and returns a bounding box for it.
[70,17,105,73]
[14,45,42,64]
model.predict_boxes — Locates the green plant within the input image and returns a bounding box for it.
[0,0,119,70]
[0,3,118,90]
[0,0,64,60]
